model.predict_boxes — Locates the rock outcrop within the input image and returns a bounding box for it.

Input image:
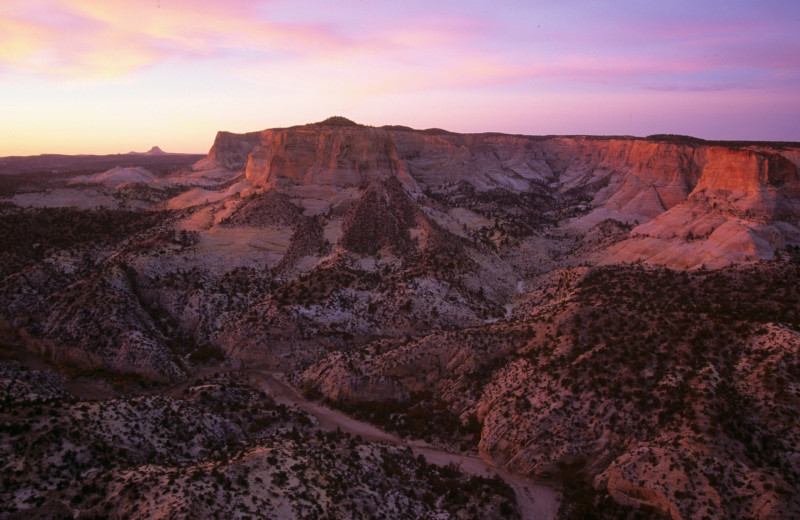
[302,262,800,519]
[244,123,418,191]
[198,121,799,269]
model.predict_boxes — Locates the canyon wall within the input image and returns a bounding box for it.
[202,119,800,269]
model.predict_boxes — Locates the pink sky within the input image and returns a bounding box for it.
[1,0,798,155]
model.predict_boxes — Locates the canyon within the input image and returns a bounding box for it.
[1,117,799,519]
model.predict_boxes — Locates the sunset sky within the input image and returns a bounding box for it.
[2,0,799,155]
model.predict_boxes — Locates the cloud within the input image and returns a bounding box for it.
[2,0,798,98]
[0,0,501,91]
[0,0,355,79]
[640,82,752,93]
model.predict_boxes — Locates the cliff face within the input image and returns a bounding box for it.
[692,147,799,195]
[243,125,418,190]
[208,122,799,217]
[206,130,263,171]
[227,126,709,202]
[608,146,800,268]
[202,121,800,269]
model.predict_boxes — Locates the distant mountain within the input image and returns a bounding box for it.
[127,146,168,156]
[67,166,157,188]
[0,150,205,175]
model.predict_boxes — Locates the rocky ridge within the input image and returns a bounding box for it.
[0,366,517,520]
[193,118,800,269]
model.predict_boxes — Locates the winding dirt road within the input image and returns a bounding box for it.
[249,370,559,520]
[12,339,559,518]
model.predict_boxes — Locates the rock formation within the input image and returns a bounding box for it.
[191,118,799,269]
[2,118,799,519]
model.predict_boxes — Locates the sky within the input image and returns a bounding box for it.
[1,0,799,155]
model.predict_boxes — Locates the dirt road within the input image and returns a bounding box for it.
[251,370,559,520]
[60,361,558,518]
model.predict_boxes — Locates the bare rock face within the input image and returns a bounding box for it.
[202,122,799,270]
[609,147,800,268]
[390,131,554,191]
[243,122,418,191]
[692,147,799,196]
[206,130,264,171]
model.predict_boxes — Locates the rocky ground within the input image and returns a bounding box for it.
[303,260,800,519]
[0,363,518,520]
[1,118,800,519]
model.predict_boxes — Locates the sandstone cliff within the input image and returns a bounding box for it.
[197,119,799,269]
